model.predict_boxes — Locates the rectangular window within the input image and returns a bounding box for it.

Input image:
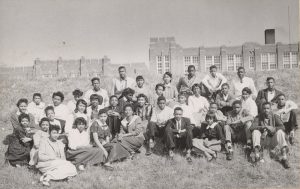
[261,53,277,70]
[164,55,170,72]
[157,56,163,74]
[283,52,299,69]
[204,55,221,71]
[205,56,213,71]
[291,52,298,68]
[283,52,291,68]
[235,55,243,70]
[192,56,199,71]
[214,56,221,70]
[184,56,191,73]
[227,55,235,71]
[249,55,255,69]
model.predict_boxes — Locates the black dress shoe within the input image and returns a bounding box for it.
[226,151,233,161]
[281,159,291,169]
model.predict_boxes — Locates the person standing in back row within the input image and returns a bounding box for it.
[232,67,257,99]
[112,66,135,97]
[177,65,202,96]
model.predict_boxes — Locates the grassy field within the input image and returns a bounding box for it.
[0,70,299,189]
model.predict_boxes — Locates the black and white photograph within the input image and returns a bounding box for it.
[0,0,299,188]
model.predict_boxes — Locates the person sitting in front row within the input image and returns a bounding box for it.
[272,94,298,144]
[250,102,290,169]
[215,83,234,116]
[165,107,193,163]
[192,113,224,161]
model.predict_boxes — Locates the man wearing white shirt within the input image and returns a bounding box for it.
[232,67,257,99]
[84,77,109,107]
[133,75,151,101]
[145,96,173,155]
[201,65,227,101]
[27,93,45,124]
[112,66,135,97]
[273,94,298,144]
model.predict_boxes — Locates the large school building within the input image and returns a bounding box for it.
[149,37,299,75]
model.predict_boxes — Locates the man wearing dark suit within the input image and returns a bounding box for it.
[164,107,193,163]
[256,77,284,113]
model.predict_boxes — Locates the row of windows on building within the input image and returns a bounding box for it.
[156,52,299,74]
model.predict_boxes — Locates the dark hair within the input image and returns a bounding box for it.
[157,96,166,103]
[232,100,242,106]
[188,65,195,71]
[17,98,28,107]
[52,91,64,102]
[49,124,60,133]
[120,88,135,99]
[123,104,134,111]
[174,107,183,112]
[155,83,165,91]
[18,113,30,123]
[39,117,50,127]
[91,77,100,83]
[192,83,201,92]
[242,87,252,95]
[33,93,42,99]
[137,93,148,103]
[118,66,126,71]
[210,102,218,107]
[90,94,103,105]
[205,112,217,122]
[178,92,187,98]
[266,77,275,82]
[75,99,87,113]
[73,117,87,129]
[44,106,55,115]
[98,108,108,115]
[163,72,172,79]
[209,65,217,71]
[136,75,144,81]
[262,102,271,108]
[237,67,245,72]
[221,83,230,88]
[72,89,83,97]
[278,94,286,98]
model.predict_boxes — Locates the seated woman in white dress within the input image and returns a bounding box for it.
[36,125,77,186]
[241,87,258,117]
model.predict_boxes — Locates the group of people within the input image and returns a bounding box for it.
[5,65,298,186]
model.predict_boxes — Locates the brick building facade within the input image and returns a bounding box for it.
[149,37,300,75]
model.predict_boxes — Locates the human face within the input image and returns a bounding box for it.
[110,97,118,107]
[74,95,80,102]
[40,121,50,132]
[119,68,126,79]
[124,106,133,117]
[209,104,218,113]
[210,68,217,77]
[157,100,166,110]
[92,80,100,91]
[50,130,59,141]
[137,97,146,107]
[266,79,275,90]
[174,110,183,121]
[136,79,144,88]
[18,102,28,113]
[156,86,164,96]
[77,102,86,113]
[206,117,214,125]
[242,91,250,100]
[163,74,171,84]
[99,113,108,123]
[126,94,133,101]
[277,96,286,107]
[188,67,196,77]
[221,85,229,95]
[20,118,29,128]
[33,96,42,105]
[237,68,245,79]
[178,95,186,104]
[233,104,242,114]
[46,110,55,121]
[77,123,86,132]
[91,99,99,107]
[193,86,201,96]
[262,104,271,116]
[52,95,62,106]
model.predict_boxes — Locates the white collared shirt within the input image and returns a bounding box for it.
[27,101,46,124]
[68,129,90,150]
[267,91,276,102]
[202,73,227,90]
[232,76,257,98]
[112,77,135,97]
[241,97,258,117]
[51,103,70,121]
[188,95,209,114]
[150,106,174,124]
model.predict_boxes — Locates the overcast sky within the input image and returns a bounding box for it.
[0,0,298,67]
